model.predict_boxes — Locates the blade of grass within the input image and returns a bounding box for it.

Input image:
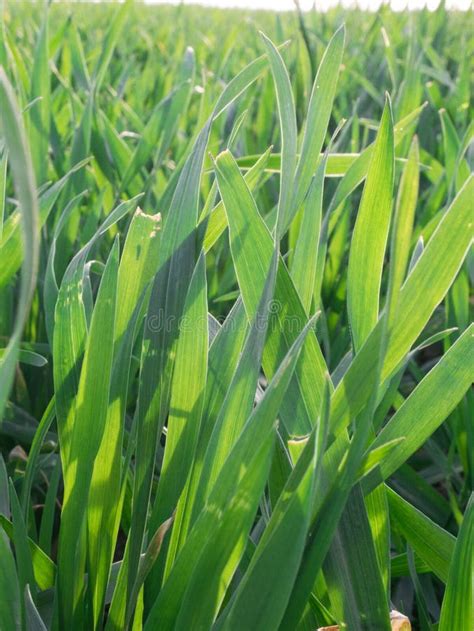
[25,584,47,631]
[364,324,474,492]
[386,135,419,321]
[215,149,329,435]
[56,239,119,629]
[145,315,316,629]
[387,488,455,583]
[201,147,272,253]
[87,209,161,630]
[38,459,61,557]
[161,299,248,575]
[172,430,276,631]
[291,155,326,313]
[0,68,39,419]
[91,0,130,93]
[130,52,276,609]
[260,31,297,238]
[290,25,345,232]
[329,175,474,440]
[438,494,473,631]
[0,523,21,630]
[145,252,208,594]
[347,95,394,351]
[324,484,391,630]
[221,419,325,630]
[28,1,50,185]
[20,396,56,517]
[10,480,36,624]
[53,196,141,482]
[0,514,56,590]
[44,190,87,345]
[0,158,89,289]
[328,104,425,218]
[192,251,277,512]
[0,150,6,240]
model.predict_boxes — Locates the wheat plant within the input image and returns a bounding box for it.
[0,1,472,630]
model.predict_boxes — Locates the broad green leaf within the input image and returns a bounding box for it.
[347,96,394,351]
[215,149,328,436]
[386,135,419,320]
[0,68,39,419]
[215,149,275,315]
[324,485,391,630]
[192,250,277,511]
[221,424,322,631]
[364,324,474,491]
[365,484,391,595]
[43,190,87,345]
[0,515,55,591]
[28,2,50,185]
[387,488,455,583]
[162,299,248,574]
[260,32,297,237]
[0,524,21,630]
[357,438,404,479]
[0,149,6,239]
[10,480,36,625]
[145,315,315,630]
[172,431,275,631]
[330,175,474,439]
[328,104,425,218]
[438,494,473,631]
[53,196,141,481]
[291,155,326,313]
[290,25,345,231]
[88,209,161,629]
[146,252,208,590]
[92,0,130,92]
[202,147,272,253]
[56,239,119,629]
[130,48,275,609]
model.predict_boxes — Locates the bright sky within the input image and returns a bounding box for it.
[142,0,473,10]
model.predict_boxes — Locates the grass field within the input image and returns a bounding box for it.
[0,1,472,629]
